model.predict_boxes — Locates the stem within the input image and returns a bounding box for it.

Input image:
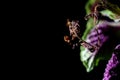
[79,40,96,52]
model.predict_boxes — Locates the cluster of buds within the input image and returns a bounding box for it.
[64,19,96,52]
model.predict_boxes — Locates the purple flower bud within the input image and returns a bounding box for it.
[102,44,120,80]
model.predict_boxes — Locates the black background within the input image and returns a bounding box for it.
[8,0,108,80]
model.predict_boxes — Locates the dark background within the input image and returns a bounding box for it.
[11,0,108,80]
